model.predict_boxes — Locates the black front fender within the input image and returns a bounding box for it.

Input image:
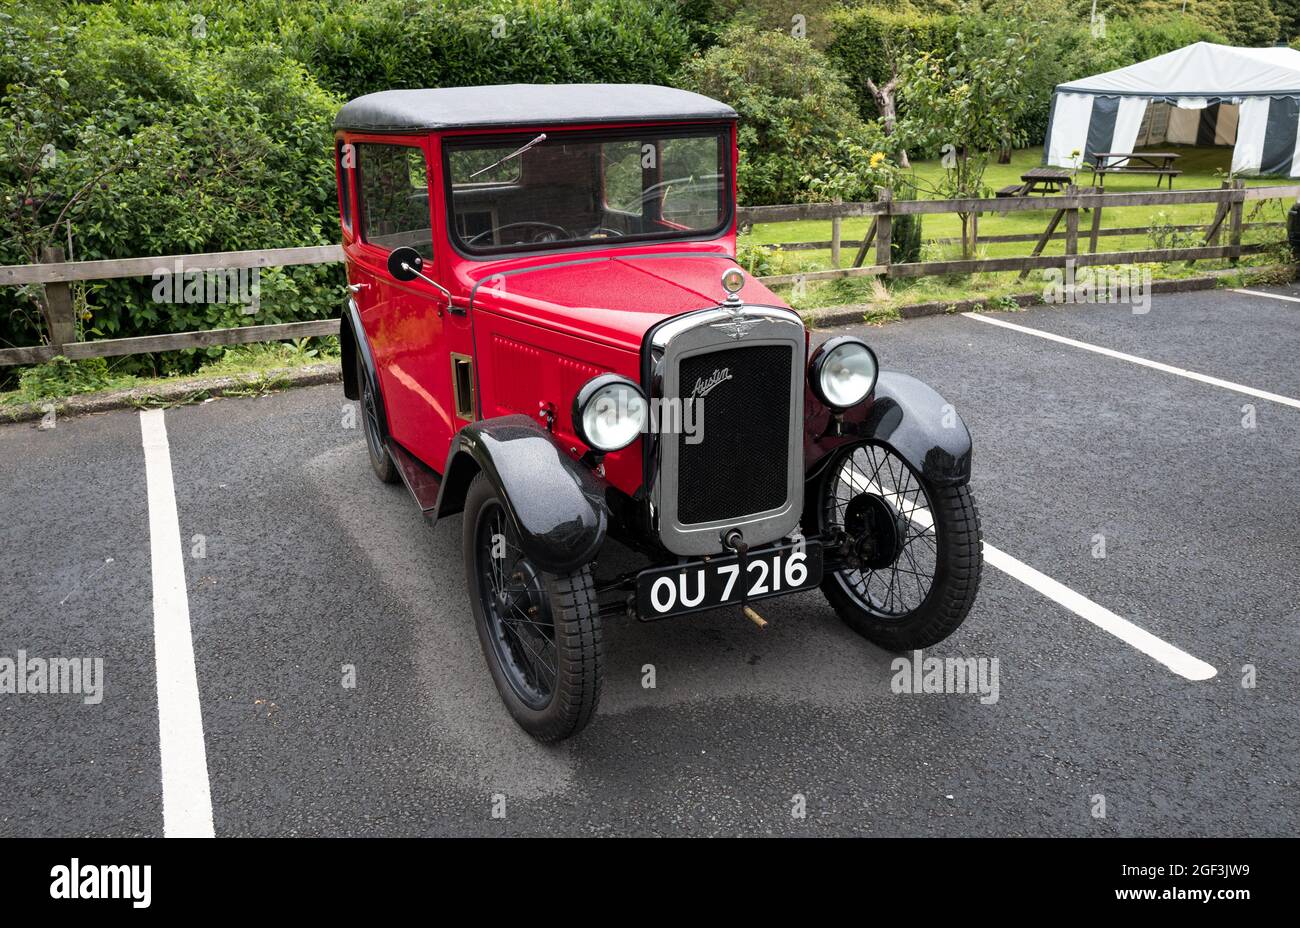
[862,371,972,486]
[436,415,609,574]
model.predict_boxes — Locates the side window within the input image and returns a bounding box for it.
[356,142,433,258]
[336,141,353,232]
[602,140,643,215]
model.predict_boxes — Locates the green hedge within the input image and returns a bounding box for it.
[289,0,692,99]
[679,27,868,206]
[0,0,693,374]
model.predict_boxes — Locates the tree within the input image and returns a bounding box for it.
[679,26,868,205]
[1276,0,1300,40]
[896,4,1044,255]
[864,29,910,168]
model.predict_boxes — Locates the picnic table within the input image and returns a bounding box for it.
[996,167,1074,198]
[1090,151,1181,189]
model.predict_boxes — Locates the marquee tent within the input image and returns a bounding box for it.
[1044,42,1300,177]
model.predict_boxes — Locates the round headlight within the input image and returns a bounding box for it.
[810,337,878,409]
[573,374,648,453]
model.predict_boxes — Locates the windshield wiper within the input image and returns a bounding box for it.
[469,132,547,179]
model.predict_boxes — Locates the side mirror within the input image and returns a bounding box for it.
[387,246,423,282]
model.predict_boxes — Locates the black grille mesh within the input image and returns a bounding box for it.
[677,344,791,525]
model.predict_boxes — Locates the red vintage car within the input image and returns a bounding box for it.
[333,84,982,741]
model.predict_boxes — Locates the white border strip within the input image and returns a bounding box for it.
[1229,288,1300,304]
[140,409,215,838]
[983,543,1217,681]
[963,311,1300,409]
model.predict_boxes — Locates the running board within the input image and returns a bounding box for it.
[386,439,442,515]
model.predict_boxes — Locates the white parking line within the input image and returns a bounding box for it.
[845,463,1216,681]
[140,409,215,838]
[963,311,1300,409]
[1230,288,1300,304]
[982,543,1217,682]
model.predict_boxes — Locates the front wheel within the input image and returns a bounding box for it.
[462,473,603,742]
[816,443,982,650]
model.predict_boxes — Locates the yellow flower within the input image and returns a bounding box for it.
[869,151,886,168]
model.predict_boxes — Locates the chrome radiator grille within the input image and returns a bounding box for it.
[650,305,805,556]
[677,344,791,524]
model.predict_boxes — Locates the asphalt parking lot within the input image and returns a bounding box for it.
[2,284,1297,837]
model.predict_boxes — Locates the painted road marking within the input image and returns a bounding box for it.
[140,409,215,838]
[963,311,1300,410]
[1230,288,1300,304]
[846,462,1216,681]
[981,543,1217,682]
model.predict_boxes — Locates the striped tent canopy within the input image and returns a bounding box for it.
[1044,42,1300,177]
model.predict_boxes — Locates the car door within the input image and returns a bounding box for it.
[352,138,456,470]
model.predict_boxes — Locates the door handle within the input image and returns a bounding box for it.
[347,282,368,293]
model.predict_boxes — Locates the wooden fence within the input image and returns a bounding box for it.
[734,180,1299,286]
[1,182,1296,367]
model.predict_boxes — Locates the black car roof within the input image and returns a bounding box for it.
[333,84,737,133]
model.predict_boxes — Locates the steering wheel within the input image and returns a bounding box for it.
[584,226,626,239]
[466,221,570,246]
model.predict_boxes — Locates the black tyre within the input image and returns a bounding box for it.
[462,473,603,741]
[816,443,982,650]
[356,351,398,484]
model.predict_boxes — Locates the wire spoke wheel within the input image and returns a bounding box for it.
[355,351,397,483]
[817,442,982,650]
[360,375,384,461]
[474,501,557,710]
[823,444,938,620]
[462,473,603,741]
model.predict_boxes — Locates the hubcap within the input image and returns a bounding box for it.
[823,444,939,619]
[844,492,908,570]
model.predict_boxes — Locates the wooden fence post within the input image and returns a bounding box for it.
[875,188,892,275]
[40,246,77,355]
[830,196,842,269]
[1229,178,1245,266]
[1088,186,1103,253]
[1187,181,1232,268]
[1211,180,1229,247]
[1019,206,1068,280]
[1064,186,1079,258]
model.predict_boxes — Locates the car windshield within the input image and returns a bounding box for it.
[443,126,729,254]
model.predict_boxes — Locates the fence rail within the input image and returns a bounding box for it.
[736,181,1299,287]
[2,183,1296,367]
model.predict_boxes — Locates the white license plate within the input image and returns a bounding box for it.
[635,541,823,619]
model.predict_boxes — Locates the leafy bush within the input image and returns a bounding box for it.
[679,26,867,206]
[1086,1,1278,46]
[0,5,346,375]
[289,0,692,98]
[735,238,778,277]
[0,0,694,380]
[14,356,122,401]
[825,4,957,125]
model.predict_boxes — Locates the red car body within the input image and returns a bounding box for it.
[331,85,980,741]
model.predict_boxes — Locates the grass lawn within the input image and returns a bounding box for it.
[744,146,1297,316]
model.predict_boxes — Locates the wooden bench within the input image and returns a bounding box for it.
[1090,152,1181,189]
